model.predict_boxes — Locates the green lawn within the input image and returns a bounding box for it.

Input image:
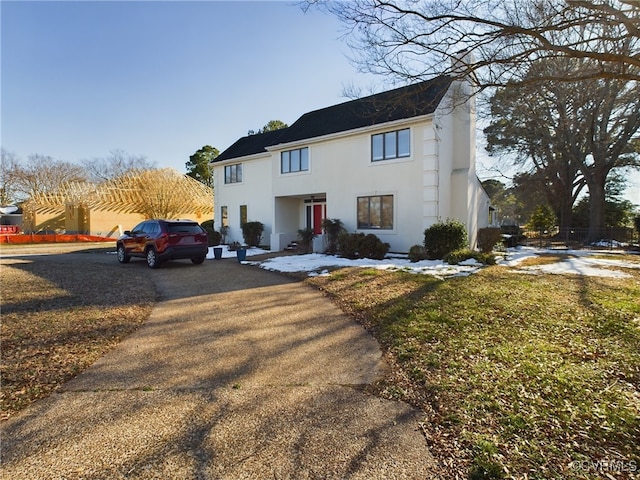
[308,262,640,479]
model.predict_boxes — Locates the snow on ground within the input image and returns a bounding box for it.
[497,246,639,278]
[208,245,639,279]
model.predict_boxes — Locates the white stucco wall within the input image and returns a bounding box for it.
[264,118,437,252]
[214,153,273,245]
[214,80,484,253]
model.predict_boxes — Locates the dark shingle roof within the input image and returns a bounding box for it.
[214,75,452,163]
[214,128,287,162]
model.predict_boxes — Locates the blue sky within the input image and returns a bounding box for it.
[2,0,383,169]
[1,0,638,205]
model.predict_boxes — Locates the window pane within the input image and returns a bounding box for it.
[300,148,309,171]
[240,205,247,225]
[231,165,237,183]
[372,134,384,161]
[384,132,396,159]
[369,196,381,228]
[281,152,290,173]
[221,206,228,227]
[291,149,300,172]
[398,129,410,157]
[236,164,242,182]
[357,197,369,229]
[381,195,394,229]
[225,166,231,184]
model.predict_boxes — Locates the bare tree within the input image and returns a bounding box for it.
[485,58,640,237]
[82,149,155,182]
[1,149,19,205]
[9,154,88,203]
[303,0,640,89]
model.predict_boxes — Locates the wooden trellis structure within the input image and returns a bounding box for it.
[23,169,213,235]
[27,168,213,218]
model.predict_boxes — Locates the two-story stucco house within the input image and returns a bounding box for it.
[211,74,490,253]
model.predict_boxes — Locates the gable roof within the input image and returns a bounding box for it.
[214,128,287,162]
[214,75,452,163]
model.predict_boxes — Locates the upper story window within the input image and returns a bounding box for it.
[224,164,242,184]
[281,147,309,174]
[371,128,410,161]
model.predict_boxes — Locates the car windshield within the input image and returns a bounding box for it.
[167,223,204,234]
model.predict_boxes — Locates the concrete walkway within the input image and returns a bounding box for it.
[1,251,436,479]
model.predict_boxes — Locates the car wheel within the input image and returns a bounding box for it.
[191,256,205,265]
[116,244,130,264]
[146,248,160,268]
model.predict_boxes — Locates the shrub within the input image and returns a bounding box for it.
[423,220,467,260]
[528,204,556,234]
[477,227,503,253]
[444,249,475,265]
[444,249,496,265]
[408,244,428,263]
[241,221,264,247]
[337,232,361,259]
[322,218,345,255]
[475,252,497,265]
[201,219,214,231]
[337,232,389,260]
[359,233,390,260]
[200,220,221,247]
[296,228,316,254]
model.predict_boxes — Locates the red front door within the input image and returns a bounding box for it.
[313,204,324,234]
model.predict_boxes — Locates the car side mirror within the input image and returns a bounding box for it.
[124,230,131,235]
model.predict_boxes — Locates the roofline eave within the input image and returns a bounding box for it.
[210,151,271,166]
[265,113,436,152]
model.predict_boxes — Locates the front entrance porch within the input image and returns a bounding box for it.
[270,194,327,252]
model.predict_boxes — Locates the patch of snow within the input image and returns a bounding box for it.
[518,258,632,278]
[500,247,638,279]
[205,245,638,279]
[251,253,479,279]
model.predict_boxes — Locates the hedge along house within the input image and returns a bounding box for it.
[211,74,491,253]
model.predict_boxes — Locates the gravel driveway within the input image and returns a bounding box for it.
[1,247,436,479]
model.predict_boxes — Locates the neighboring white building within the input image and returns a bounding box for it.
[211,75,491,253]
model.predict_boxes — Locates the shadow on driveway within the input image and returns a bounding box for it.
[1,250,436,479]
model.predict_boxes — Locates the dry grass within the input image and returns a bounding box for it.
[2,247,638,479]
[1,256,155,420]
[308,261,640,479]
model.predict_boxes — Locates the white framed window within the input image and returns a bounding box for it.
[281,147,309,173]
[371,128,410,161]
[357,195,394,229]
[224,164,242,184]
[240,205,247,226]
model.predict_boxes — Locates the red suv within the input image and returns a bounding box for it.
[116,219,208,268]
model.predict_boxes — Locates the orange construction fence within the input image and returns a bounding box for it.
[0,233,115,244]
